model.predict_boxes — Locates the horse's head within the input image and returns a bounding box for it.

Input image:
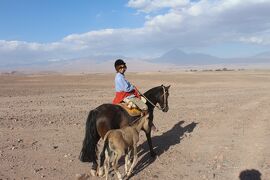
[144,85,170,112]
[157,85,170,112]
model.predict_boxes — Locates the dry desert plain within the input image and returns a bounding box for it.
[0,70,270,180]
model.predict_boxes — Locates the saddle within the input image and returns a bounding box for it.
[118,103,142,117]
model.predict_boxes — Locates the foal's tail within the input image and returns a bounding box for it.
[79,109,99,162]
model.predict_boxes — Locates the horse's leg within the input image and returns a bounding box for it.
[90,136,100,176]
[104,149,110,180]
[98,137,107,177]
[145,130,156,157]
[98,138,106,176]
[146,128,156,157]
[144,113,156,157]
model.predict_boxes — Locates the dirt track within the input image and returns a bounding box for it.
[0,70,270,180]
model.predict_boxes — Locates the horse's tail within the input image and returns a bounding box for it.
[79,109,99,162]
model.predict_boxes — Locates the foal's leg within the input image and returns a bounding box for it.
[111,152,117,167]
[125,153,129,174]
[112,152,123,180]
[127,146,138,177]
[125,149,132,174]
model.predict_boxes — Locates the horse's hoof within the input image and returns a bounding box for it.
[150,151,157,157]
[75,173,90,180]
[127,172,132,177]
[90,169,97,176]
[97,167,104,177]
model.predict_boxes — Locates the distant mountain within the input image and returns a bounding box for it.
[0,54,123,71]
[253,51,270,59]
[153,49,270,65]
[154,49,224,65]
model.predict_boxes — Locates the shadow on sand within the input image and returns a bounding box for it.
[131,120,198,176]
[239,169,261,180]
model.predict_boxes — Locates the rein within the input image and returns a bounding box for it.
[130,115,143,125]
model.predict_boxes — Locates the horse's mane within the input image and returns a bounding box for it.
[143,85,162,97]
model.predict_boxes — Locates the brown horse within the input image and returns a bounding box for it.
[79,85,170,175]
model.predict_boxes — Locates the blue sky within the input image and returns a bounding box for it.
[1,0,270,66]
[0,0,144,42]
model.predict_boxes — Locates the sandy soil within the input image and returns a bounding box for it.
[0,70,270,180]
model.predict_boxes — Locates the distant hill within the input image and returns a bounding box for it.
[0,56,173,74]
[153,49,224,65]
[253,51,270,59]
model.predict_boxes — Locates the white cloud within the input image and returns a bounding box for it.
[239,35,270,45]
[144,10,184,32]
[0,40,63,52]
[127,0,189,13]
[1,0,270,66]
[239,37,264,44]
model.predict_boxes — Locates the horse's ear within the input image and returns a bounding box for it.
[166,85,171,89]
[161,84,164,87]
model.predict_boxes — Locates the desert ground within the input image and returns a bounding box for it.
[0,70,270,180]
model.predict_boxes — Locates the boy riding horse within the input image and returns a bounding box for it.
[113,59,147,113]
[112,59,157,130]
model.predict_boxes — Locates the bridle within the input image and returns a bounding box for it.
[130,86,168,125]
[139,86,168,111]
